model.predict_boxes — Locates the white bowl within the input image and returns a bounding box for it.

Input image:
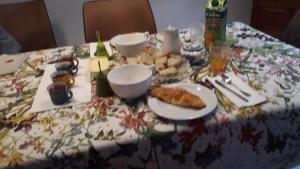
[110,32,148,57]
[107,64,153,99]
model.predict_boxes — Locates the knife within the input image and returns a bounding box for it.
[215,79,249,102]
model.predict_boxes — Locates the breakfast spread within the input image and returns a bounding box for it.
[150,86,206,109]
[138,48,183,77]
[117,46,190,80]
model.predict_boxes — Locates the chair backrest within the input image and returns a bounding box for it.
[0,0,56,52]
[83,0,157,42]
[283,10,300,48]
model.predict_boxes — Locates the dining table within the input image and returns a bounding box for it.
[0,22,300,169]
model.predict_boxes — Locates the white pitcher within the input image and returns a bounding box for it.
[162,25,181,54]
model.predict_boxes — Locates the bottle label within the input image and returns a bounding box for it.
[204,8,227,49]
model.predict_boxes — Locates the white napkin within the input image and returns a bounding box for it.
[206,72,266,108]
[30,59,91,113]
[89,41,112,58]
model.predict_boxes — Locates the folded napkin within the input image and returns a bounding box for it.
[89,41,113,58]
[206,72,266,108]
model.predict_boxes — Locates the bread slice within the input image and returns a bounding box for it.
[150,86,206,109]
[140,52,154,65]
[155,56,167,70]
[167,54,182,67]
[159,67,178,77]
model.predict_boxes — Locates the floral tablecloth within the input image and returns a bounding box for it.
[1,22,300,169]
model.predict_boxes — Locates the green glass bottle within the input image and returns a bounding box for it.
[96,61,113,97]
[95,31,110,57]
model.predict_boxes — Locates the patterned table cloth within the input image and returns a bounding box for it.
[0,22,300,169]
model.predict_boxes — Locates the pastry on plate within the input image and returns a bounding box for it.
[150,86,206,109]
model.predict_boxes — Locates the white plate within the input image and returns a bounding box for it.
[148,83,217,120]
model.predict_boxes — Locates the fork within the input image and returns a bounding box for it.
[221,74,251,97]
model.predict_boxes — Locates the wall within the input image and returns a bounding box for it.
[44,0,85,46]
[0,0,253,47]
[151,0,253,31]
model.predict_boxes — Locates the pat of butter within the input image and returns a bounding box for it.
[90,57,109,79]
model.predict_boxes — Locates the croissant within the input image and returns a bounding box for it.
[150,86,206,109]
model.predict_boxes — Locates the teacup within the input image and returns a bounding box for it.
[51,70,75,88]
[209,41,233,76]
[107,64,157,99]
[110,32,149,57]
[58,55,79,68]
[47,82,73,105]
[55,61,78,75]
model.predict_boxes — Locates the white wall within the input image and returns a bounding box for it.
[151,0,253,31]
[0,0,253,47]
[44,0,85,46]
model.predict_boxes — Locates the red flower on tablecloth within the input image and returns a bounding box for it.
[19,140,34,150]
[219,113,230,126]
[188,119,208,136]
[233,47,243,56]
[179,131,197,145]
[81,94,114,114]
[231,66,240,74]
[232,47,243,59]
[264,130,286,153]
[98,102,107,116]
[10,79,28,94]
[116,109,154,131]
[107,99,114,106]
[212,136,225,152]
[178,119,208,147]
[240,122,264,150]
[212,113,230,135]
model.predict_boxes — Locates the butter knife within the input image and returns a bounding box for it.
[215,79,249,102]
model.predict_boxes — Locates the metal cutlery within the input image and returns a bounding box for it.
[215,79,249,102]
[221,74,251,97]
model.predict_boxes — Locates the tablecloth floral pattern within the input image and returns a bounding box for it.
[1,22,300,169]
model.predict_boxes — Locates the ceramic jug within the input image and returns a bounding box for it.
[163,26,181,54]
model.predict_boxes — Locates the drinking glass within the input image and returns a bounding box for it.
[208,41,233,76]
[189,22,205,48]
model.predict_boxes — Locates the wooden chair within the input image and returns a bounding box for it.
[83,0,157,42]
[0,0,56,52]
[283,10,300,48]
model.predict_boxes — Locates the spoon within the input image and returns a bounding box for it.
[221,74,251,97]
